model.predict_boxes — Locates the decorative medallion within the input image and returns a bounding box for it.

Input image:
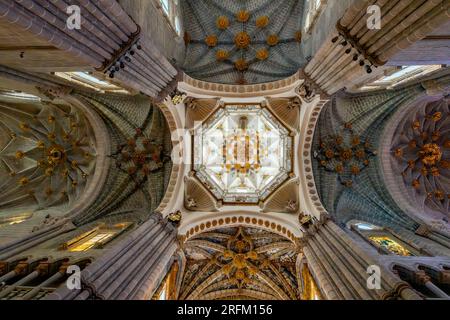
[266,34,279,46]
[205,35,218,47]
[234,59,248,72]
[234,31,251,49]
[236,10,250,23]
[256,16,269,28]
[256,48,269,61]
[216,49,229,61]
[216,16,230,30]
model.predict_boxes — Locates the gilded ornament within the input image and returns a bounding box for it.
[325,149,334,159]
[431,112,442,122]
[19,122,30,131]
[266,34,279,46]
[216,49,229,61]
[440,160,449,169]
[340,149,353,161]
[216,16,230,30]
[412,179,420,188]
[205,35,218,47]
[351,136,360,146]
[351,165,360,175]
[236,10,250,22]
[234,31,251,49]
[295,31,302,42]
[15,151,25,160]
[256,16,269,28]
[19,177,29,186]
[430,167,440,177]
[418,143,442,166]
[256,48,269,60]
[234,59,248,71]
[47,132,56,141]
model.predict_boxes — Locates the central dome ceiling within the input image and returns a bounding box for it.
[193,104,293,204]
[181,0,306,85]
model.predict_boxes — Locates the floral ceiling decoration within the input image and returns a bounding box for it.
[390,98,449,217]
[0,100,96,210]
[181,0,305,84]
[110,126,170,190]
[180,227,300,300]
[314,123,377,188]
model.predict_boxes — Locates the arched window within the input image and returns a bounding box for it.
[304,0,326,33]
[61,222,132,252]
[350,221,421,256]
[158,0,182,36]
[0,213,33,228]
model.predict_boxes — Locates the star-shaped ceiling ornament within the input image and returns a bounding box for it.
[182,0,304,84]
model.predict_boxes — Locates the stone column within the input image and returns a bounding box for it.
[301,217,422,300]
[45,213,179,300]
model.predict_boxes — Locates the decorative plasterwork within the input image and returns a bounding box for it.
[184,173,221,212]
[265,97,301,132]
[297,97,330,219]
[192,104,293,204]
[180,227,300,300]
[0,100,97,211]
[185,97,220,128]
[260,178,299,214]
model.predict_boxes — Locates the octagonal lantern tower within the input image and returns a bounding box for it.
[193,104,293,204]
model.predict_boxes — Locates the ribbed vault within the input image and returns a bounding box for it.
[179,226,300,300]
[181,0,305,84]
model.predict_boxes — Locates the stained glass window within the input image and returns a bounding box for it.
[368,236,414,256]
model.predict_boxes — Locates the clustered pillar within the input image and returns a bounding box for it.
[46,214,179,300]
[302,217,423,300]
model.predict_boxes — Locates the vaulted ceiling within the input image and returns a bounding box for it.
[180,227,300,300]
[181,0,306,85]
